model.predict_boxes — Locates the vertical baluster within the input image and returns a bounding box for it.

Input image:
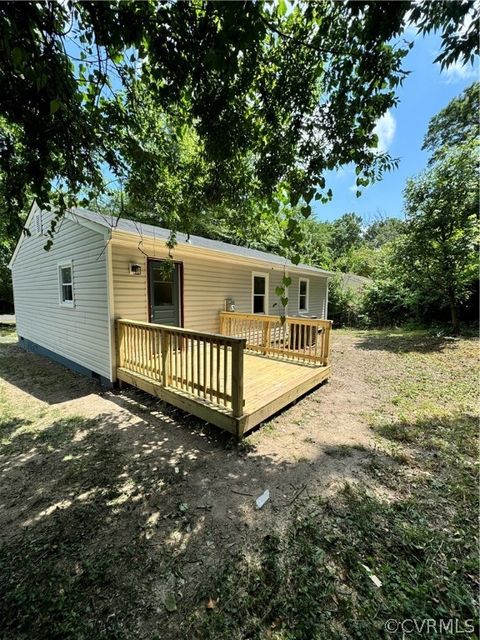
[128,324,133,371]
[216,342,221,403]
[186,336,190,389]
[197,337,201,397]
[209,339,213,402]
[129,324,133,369]
[123,324,128,368]
[145,328,149,375]
[148,327,152,377]
[153,328,159,381]
[223,342,228,406]
[203,337,207,398]
[190,336,193,394]
[142,327,148,376]
[184,335,188,389]
[133,325,138,372]
[148,327,152,374]
[310,324,314,353]
[134,325,138,372]
[172,333,177,386]
[128,324,133,369]
[178,333,181,386]
[185,335,189,391]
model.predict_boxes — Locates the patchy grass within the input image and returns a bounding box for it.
[0,324,16,342]
[0,328,478,639]
[0,329,169,639]
[190,331,479,639]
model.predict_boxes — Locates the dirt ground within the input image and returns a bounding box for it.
[0,329,394,637]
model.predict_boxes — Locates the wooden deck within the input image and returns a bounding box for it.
[116,316,331,437]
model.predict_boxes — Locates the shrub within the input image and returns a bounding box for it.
[361,279,414,327]
[327,276,365,327]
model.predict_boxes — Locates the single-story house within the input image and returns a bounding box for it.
[9,203,333,437]
[340,272,372,292]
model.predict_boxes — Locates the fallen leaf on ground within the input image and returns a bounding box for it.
[164,592,177,612]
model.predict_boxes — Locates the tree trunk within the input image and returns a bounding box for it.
[448,290,460,334]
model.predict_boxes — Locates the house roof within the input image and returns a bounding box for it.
[72,207,334,277]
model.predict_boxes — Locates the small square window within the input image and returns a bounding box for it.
[58,263,74,307]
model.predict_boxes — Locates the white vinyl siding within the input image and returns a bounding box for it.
[11,210,111,380]
[110,235,328,332]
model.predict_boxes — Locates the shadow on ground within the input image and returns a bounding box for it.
[0,339,374,640]
[354,331,473,354]
[0,338,104,403]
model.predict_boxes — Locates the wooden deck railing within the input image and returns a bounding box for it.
[116,319,246,417]
[219,312,332,366]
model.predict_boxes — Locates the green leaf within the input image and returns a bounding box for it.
[12,47,24,67]
[164,592,177,613]
[301,205,311,218]
[283,276,292,287]
[50,99,61,114]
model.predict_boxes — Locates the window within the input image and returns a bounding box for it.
[252,273,268,314]
[299,278,309,312]
[58,262,74,307]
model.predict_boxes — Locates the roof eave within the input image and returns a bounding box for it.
[110,228,332,277]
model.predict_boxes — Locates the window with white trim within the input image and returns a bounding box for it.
[252,273,268,314]
[299,278,309,312]
[58,262,74,307]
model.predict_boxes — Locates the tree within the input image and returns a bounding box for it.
[294,219,333,270]
[330,213,364,264]
[422,82,479,163]
[400,141,479,332]
[364,217,405,249]
[0,0,478,240]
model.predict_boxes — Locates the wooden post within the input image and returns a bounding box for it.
[116,321,124,370]
[231,339,245,419]
[161,329,172,386]
[323,321,332,365]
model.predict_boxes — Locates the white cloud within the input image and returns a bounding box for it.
[439,59,479,84]
[373,110,396,153]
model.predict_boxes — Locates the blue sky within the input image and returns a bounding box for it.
[312,31,478,224]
